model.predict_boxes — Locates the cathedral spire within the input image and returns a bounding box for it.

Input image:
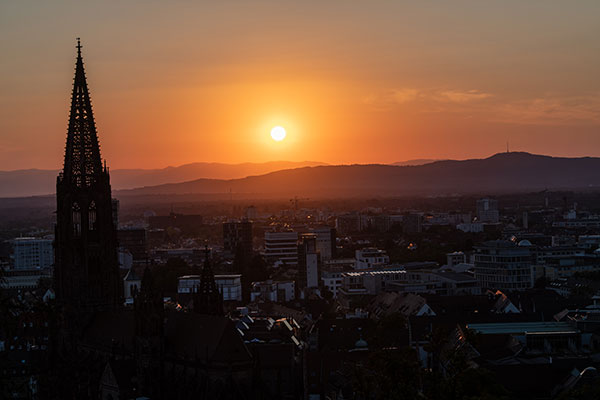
[62,38,103,188]
[54,40,121,312]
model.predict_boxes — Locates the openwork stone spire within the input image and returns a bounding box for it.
[62,38,103,188]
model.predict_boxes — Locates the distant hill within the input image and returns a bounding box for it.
[117,153,600,198]
[391,159,442,166]
[0,161,326,197]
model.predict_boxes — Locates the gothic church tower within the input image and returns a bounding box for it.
[54,40,122,312]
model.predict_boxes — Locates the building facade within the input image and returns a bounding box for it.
[7,237,53,270]
[264,231,299,266]
[474,240,533,291]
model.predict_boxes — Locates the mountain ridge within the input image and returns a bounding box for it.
[115,152,600,198]
[3,153,600,199]
[0,160,327,197]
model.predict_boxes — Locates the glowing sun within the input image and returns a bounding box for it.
[270,126,286,141]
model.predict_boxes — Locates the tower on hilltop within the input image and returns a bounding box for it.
[54,39,122,313]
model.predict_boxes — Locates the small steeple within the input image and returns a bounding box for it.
[193,246,223,315]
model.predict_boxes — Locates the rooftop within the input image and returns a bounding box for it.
[467,321,578,335]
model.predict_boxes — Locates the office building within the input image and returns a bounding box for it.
[476,198,499,223]
[474,240,533,291]
[298,233,320,290]
[355,248,389,270]
[264,231,299,266]
[7,237,53,270]
[311,226,336,261]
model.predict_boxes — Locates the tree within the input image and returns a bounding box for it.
[349,348,422,400]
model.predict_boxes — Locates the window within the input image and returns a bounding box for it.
[89,201,97,230]
[72,203,81,236]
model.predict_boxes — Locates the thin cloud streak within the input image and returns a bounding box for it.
[365,87,600,125]
[364,88,493,110]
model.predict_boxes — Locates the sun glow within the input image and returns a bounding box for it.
[270,126,286,142]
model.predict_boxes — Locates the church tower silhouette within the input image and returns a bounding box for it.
[54,39,122,314]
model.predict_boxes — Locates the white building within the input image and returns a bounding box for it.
[474,240,533,291]
[8,237,53,270]
[123,268,141,302]
[321,269,344,298]
[177,274,242,302]
[264,231,299,266]
[355,248,389,270]
[215,274,243,302]
[250,280,295,302]
[119,248,133,270]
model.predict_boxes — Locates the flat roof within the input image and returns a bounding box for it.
[467,322,578,335]
[344,269,406,277]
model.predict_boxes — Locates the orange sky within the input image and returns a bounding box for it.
[1,1,599,170]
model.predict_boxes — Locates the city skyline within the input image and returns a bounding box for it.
[1,1,599,170]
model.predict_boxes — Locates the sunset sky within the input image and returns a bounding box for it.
[1,1,599,170]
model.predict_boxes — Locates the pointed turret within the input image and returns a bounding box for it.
[193,247,223,315]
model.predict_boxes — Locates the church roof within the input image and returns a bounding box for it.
[81,309,252,365]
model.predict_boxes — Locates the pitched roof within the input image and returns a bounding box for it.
[123,268,141,282]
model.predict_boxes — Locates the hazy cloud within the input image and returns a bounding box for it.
[491,95,600,125]
[435,90,493,103]
[363,88,420,109]
[365,88,600,125]
[364,87,492,110]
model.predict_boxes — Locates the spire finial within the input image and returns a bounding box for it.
[76,37,82,57]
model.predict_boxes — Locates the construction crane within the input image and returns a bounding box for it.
[290,196,310,212]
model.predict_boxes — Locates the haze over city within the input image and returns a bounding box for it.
[5,2,600,400]
[1,1,600,170]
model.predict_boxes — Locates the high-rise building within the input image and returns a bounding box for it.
[298,233,320,291]
[54,40,122,311]
[264,231,299,266]
[7,237,53,270]
[223,220,253,260]
[311,226,336,261]
[476,198,500,223]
